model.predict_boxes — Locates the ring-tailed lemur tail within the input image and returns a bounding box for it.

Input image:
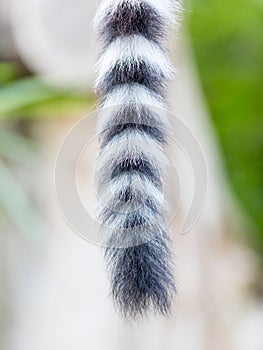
[94,0,181,319]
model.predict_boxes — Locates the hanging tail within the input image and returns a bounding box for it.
[94,0,181,319]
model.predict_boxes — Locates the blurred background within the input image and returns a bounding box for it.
[0,0,262,349]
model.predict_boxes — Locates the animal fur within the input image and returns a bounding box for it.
[94,0,181,319]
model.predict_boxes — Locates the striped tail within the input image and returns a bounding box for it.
[94,0,181,319]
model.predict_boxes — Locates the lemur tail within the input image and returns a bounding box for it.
[94,0,181,319]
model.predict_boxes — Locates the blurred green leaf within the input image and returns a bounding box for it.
[0,77,62,116]
[0,76,96,119]
[0,62,21,83]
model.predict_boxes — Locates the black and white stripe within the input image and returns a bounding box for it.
[95,0,175,45]
[94,0,181,319]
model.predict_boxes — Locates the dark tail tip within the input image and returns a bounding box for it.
[105,235,176,320]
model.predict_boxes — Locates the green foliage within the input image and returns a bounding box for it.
[189,0,263,250]
[0,65,95,119]
[0,62,21,83]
